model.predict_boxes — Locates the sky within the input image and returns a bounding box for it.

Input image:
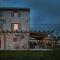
[0,0,60,34]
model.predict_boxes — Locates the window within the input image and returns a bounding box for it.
[18,11,24,17]
[11,11,24,17]
[13,38,17,42]
[11,11,18,17]
[13,23,19,31]
[11,23,19,32]
[11,12,14,17]
[18,11,21,17]
[0,19,3,30]
[0,12,3,17]
[21,34,24,39]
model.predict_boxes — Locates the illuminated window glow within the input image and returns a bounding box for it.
[13,23,18,31]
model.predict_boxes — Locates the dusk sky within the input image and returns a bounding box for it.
[0,0,60,34]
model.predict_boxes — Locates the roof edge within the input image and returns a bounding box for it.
[0,7,30,11]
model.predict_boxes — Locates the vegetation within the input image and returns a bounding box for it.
[0,48,60,60]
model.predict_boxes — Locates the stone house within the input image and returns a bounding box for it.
[0,8,30,50]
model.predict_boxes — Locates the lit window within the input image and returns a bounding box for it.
[13,23,18,31]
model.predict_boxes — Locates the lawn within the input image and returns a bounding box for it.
[0,48,60,60]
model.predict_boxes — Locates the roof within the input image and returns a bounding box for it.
[30,32,47,40]
[0,7,30,11]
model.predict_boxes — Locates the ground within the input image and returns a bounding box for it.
[0,48,60,60]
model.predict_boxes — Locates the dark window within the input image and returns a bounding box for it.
[11,11,18,17]
[18,11,24,17]
[11,11,23,17]
[0,19,3,30]
[13,38,17,42]
[18,12,21,17]
[0,12,3,17]
[21,34,24,39]
[11,12,14,17]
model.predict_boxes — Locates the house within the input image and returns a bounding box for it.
[55,36,60,48]
[0,8,30,50]
[29,32,56,49]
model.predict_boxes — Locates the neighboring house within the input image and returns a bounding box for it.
[0,8,30,50]
[29,32,56,49]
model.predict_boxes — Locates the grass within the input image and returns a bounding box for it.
[0,48,60,60]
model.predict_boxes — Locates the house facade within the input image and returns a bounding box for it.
[0,8,30,50]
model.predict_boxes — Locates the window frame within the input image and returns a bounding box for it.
[12,23,19,32]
